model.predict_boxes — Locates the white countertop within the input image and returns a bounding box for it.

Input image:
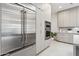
[58,32,79,35]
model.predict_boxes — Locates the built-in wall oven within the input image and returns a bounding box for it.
[45,21,51,40]
[0,3,36,55]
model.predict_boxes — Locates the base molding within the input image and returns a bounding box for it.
[54,39,74,45]
[36,46,49,56]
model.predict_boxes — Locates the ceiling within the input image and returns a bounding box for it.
[20,3,79,14]
[51,3,79,13]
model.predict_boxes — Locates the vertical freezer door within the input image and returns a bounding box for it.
[1,3,23,55]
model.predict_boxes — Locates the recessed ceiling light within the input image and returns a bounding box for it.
[59,6,62,8]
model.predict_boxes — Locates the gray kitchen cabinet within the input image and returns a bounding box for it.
[58,10,70,27]
[69,8,77,27]
[62,10,70,27]
[58,11,65,27]
[76,7,79,27]
[57,33,73,43]
[58,8,77,27]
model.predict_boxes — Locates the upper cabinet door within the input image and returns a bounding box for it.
[69,8,77,27]
[76,7,79,27]
[63,10,70,27]
[58,10,70,27]
[58,11,65,27]
[58,8,77,27]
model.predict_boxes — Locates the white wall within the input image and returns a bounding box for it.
[51,13,59,32]
[51,4,59,32]
[36,3,51,53]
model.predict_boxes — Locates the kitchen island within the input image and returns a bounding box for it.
[56,32,79,56]
[56,32,79,44]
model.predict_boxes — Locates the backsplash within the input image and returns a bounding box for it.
[59,27,79,33]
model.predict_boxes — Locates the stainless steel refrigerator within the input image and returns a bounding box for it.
[0,3,36,55]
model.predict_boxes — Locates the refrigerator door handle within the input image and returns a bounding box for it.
[21,10,27,46]
[21,10,24,45]
[23,10,27,45]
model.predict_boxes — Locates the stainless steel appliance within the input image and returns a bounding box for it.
[24,9,36,46]
[0,3,36,55]
[45,21,51,40]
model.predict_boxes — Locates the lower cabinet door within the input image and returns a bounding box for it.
[73,35,79,44]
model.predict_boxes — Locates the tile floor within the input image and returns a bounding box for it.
[38,40,74,56]
[10,44,36,56]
